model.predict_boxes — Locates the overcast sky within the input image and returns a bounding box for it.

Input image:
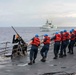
[0,0,76,27]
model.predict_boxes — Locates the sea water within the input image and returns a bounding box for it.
[0,27,75,43]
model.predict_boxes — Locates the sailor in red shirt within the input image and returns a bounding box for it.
[51,32,61,59]
[68,30,75,54]
[28,34,40,65]
[40,34,51,62]
[59,30,69,58]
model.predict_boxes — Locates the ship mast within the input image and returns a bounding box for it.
[46,20,48,24]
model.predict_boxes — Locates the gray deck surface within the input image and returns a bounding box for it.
[0,45,76,75]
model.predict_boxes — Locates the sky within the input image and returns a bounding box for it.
[0,0,76,27]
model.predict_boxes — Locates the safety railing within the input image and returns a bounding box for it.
[0,40,54,57]
[0,42,13,57]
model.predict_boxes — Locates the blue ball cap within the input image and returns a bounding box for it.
[71,29,74,31]
[70,30,72,33]
[60,30,63,33]
[44,34,48,36]
[64,30,67,32]
[55,32,58,34]
[35,34,39,37]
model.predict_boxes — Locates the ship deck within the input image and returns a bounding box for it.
[0,44,76,75]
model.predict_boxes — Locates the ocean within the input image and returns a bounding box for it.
[0,27,75,43]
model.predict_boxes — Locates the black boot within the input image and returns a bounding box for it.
[67,51,70,53]
[59,55,63,58]
[70,50,74,54]
[53,57,57,59]
[33,60,35,63]
[71,51,74,54]
[59,54,63,58]
[28,61,33,65]
[41,57,46,62]
[67,49,71,53]
[53,54,58,59]
[63,54,67,56]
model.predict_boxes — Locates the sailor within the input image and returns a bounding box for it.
[11,34,27,59]
[63,30,69,56]
[15,34,27,56]
[40,34,51,62]
[12,34,19,43]
[28,34,40,65]
[51,32,61,59]
[68,30,75,54]
[59,30,64,58]
[12,34,20,59]
[59,30,69,58]
[72,29,76,45]
[64,30,70,47]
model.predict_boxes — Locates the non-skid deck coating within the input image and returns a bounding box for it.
[0,45,76,75]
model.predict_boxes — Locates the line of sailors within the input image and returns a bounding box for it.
[14,29,76,65]
[52,29,76,59]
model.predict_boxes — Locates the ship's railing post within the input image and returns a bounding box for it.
[0,42,11,57]
[4,42,11,56]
